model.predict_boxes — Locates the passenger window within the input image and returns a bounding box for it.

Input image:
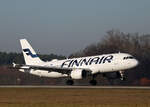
[123,56,134,60]
[129,56,134,59]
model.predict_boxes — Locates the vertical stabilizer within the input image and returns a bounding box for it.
[20,39,44,65]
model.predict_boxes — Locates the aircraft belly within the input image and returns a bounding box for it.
[30,70,67,78]
[95,64,116,73]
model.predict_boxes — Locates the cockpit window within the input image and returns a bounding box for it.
[123,56,134,60]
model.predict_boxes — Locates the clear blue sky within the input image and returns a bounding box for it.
[0,0,150,56]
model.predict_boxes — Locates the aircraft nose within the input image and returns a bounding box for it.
[133,59,139,67]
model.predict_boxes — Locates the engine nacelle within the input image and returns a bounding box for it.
[70,69,87,79]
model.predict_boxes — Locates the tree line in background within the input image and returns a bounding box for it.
[0,52,66,85]
[0,52,65,65]
[70,30,150,85]
[0,30,150,85]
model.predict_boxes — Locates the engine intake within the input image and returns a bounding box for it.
[70,69,87,79]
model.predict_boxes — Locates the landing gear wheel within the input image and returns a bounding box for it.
[66,80,74,85]
[89,80,97,86]
[119,71,126,81]
[120,77,126,81]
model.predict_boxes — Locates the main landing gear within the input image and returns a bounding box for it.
[65,71,126,86]
[89,80,97,85]
[66,79,98,86]
[89,74,97,85]
[66,79,74,85]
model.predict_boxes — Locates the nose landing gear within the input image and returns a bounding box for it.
[119,71,126,81]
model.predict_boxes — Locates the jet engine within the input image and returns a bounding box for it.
[70,69,87,79]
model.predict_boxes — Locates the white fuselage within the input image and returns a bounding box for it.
[19,53,138,78]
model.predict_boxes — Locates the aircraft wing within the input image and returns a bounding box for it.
[26,65,72,74]
[12,64,91,75]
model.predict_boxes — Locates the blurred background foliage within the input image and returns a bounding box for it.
[0,30,150,85]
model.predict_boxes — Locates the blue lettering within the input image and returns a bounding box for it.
[80,58,92,66]
[103,55,113,63]
[71,59,81,67]
[68,60,74,67]
[61,60,71,68]
[89,57,100,65]
[61,55,114,68]
[99,56,105,64]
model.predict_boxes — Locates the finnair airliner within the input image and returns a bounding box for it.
[13,39,139,85]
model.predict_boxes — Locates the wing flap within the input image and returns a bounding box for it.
[12,64,91,75]
[29,65,72,74]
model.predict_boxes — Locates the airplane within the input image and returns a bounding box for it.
[13,39,139,85]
